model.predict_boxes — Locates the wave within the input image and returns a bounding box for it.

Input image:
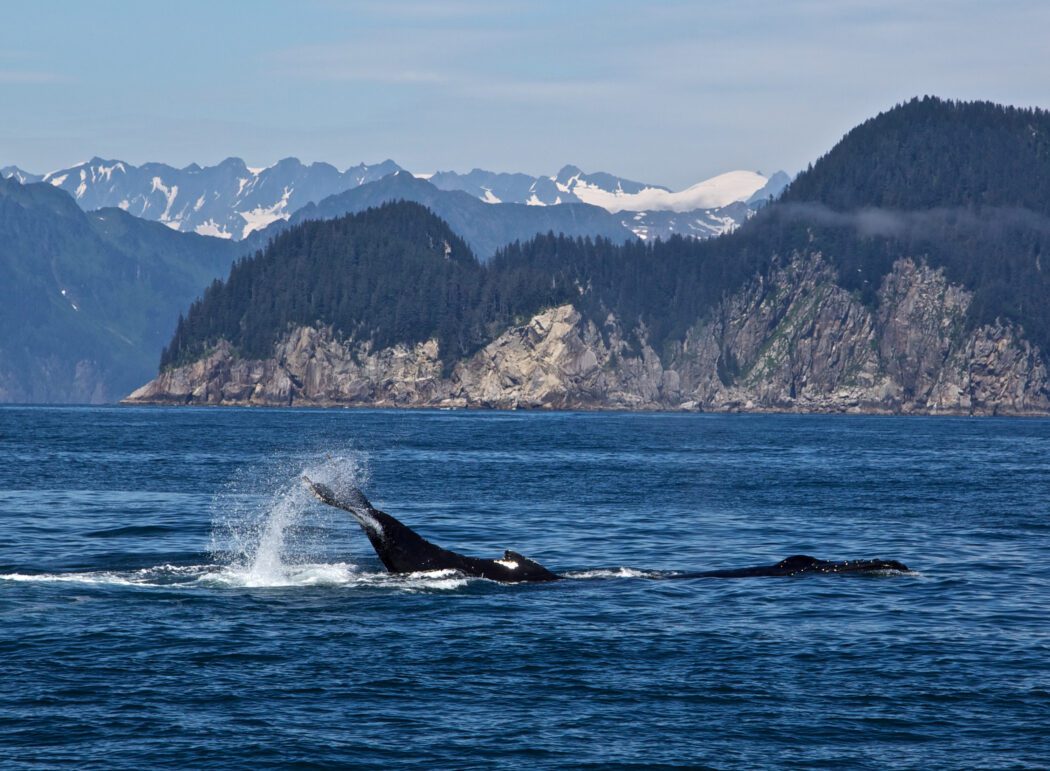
[562,567,659,579]
[0,563,473,592]
[83,525,179,538]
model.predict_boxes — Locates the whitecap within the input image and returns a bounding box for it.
[1,563,475,593]
[563,567,655,579]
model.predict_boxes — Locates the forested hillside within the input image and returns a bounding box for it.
[0,176,238,401]
[773,97,1050,354]
[783,96,1050,212]
[163,200,794,371]
[152,97,1050,415]
[164,203,488,369]
[162,98,1050,375]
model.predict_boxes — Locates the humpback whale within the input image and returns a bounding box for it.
[304,478,908,582]
[304,478,561,582]
[677,554,909,578]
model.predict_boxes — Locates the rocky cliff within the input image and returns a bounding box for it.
[124,256,1050,415]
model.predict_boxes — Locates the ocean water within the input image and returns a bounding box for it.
[0,407,1047,769]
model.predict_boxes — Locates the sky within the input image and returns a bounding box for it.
[3,0,1049,189]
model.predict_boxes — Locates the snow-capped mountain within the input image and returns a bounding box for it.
[2,158,790,243]
[570,169,765,213]
[425,165,791,239]
[0,166,42,185]
[2,157,402,240]
[618,172,792,240]
[425,165,790,211]
[425,165,662,208]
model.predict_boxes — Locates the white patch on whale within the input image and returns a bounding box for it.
[350,507,384,537]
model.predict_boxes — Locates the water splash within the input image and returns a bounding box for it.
[210,449,370,587]
[2,449,477,593]
[0,564,473,592]
[242,485,301,586]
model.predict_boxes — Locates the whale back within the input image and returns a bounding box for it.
[304,478,559,581]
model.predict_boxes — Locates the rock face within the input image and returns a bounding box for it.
[125,256,1050,415]
[669,256,1050,414]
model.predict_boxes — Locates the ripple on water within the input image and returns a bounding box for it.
[1,408,1049,768]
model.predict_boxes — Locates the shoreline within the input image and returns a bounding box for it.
[116,397,1050,418]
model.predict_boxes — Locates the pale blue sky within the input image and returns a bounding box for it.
[3,0,1049,188]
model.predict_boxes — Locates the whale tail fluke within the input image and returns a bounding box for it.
[338,485,374,513]
[302,476,375,514]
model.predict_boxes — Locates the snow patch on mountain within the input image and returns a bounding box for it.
[571,170,768,213]
[6,156,790,247]
[151,177,179,224]
[94,162,125,181]
[622,201,756,242]
[427,165,786,216]
[194,219,233,239]
[9,156,404,241]
[238,187,292,238]
[0,166,42,184]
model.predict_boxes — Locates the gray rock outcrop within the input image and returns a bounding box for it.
[125,255,1050,415]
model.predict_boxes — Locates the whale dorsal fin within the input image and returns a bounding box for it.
[499,550,560,581]
[505,550,548,569]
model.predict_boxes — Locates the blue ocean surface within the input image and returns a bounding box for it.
[0,407,1047,769]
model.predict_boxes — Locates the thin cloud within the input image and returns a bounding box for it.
[776,203,1050,238]
[268,35,483,85]
[267,34,614,99]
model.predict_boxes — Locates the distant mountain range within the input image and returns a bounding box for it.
[1,157,401,241]
[2,158,789,243]
[425,165,789,211]
[243,171,639,260]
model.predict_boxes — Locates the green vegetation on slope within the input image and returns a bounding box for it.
[783,96,1050,212]
[164,202,489,368]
